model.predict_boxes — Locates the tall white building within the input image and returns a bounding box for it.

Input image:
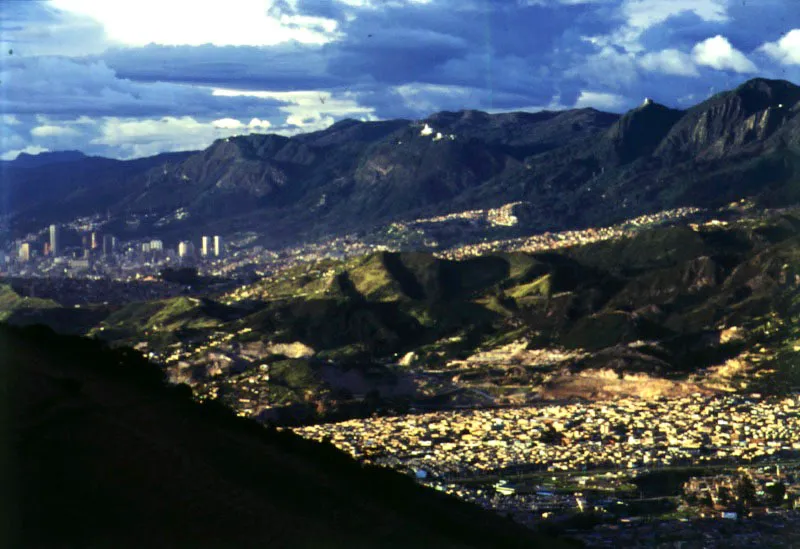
[18,243,31,262]
[178,241,195,258]
[213,235,224,257]
[150,239,164,251]
[201,236,211,257]
[49,224,61,257]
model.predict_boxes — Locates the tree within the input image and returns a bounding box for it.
[765,481,786,506]
[735,474,756,506]
[541,426,565,445]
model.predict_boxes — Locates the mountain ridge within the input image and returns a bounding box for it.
[4,78,800,246]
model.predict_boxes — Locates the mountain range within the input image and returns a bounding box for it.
[3,77,800,247]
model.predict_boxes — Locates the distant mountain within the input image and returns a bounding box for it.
[4,78,800,245]
[3,323,571,548]
[0,150,196,230]
[2,150,88,168]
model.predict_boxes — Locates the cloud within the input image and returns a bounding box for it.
[622,0,728,33]
[639,48,699,76]
[0,2,110,57]
[574,90,627,110]
[566,46,639,90]
[760,29,800,66]
[248,118,272,129]
[49,0,341,47]
[523,0,612,5]
[585,0,729,54]
[212,88,377,129]
[100,44,339,91]
[30,124,82,137]
[89,115,281,159]
[0,56,288,118]
[2,115,22,126]
[1,0,798,160]
[1,145,50,161]
[692,35,758,73]
[211,118,246,130]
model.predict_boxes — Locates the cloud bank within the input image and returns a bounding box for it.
[1,0,798,159]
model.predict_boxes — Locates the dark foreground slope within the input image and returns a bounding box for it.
[0,324,572,549]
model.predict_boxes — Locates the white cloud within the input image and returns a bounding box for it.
[622,0,727,31]
[587,0,729,54]
[692,35,758,73]
[567,47,639,90]
[335,0,432,6]
[521,0,612,5]
[574,90,627,110]
[49,0,341,47]
[211,117,272,131]
[393,83,474,113]
[211,118,245,130]
[760,29,800,66]
[90,116,254,158]
[1,115,21,126]
[30,124,82,137]
[88,111,329,158]
[1,145,50,161]
[0,4,111,57]
[639,49,700,77]
[248,118,272,129]
[213,88,376,130]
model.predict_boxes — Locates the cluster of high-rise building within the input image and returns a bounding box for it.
[141,240,164,254]
[7,224,227,275]
[13,225,118,266]
[180,235,224,259]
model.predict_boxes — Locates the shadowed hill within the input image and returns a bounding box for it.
[0,323,574,549]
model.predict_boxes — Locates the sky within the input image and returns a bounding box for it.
[1,0,799,160]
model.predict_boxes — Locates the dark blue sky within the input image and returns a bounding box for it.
[1,0,799,159]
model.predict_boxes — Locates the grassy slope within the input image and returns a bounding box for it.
[0,283,59,321]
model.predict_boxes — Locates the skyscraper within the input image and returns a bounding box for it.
[213,235,224,258]
[49,224,60,257]
[201,236,211,257]
[178,241,194,258]
[18,243,31,262]
[103,234,116,257]
[91,232,99,250]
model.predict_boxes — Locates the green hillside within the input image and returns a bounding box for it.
[7,208,800,419]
